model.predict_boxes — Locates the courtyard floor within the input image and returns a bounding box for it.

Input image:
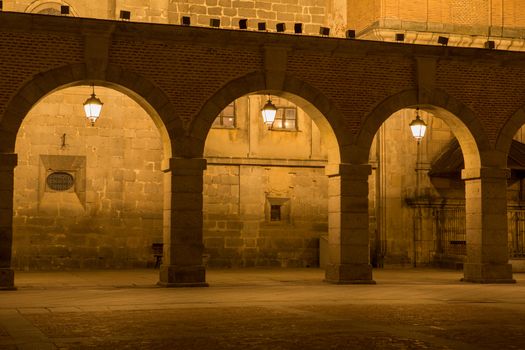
[1,268,525,349]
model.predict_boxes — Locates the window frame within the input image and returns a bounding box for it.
[271,106,299,132]
[212,102,236,129]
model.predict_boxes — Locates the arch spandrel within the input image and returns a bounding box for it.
[355,88,493,170]
[188,72,346,164]
[0,64,180,159]
[496,108,525,168]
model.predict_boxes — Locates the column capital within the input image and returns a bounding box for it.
[461,167,510,181]
[0,154,17,170]
[325,163,371,178]
[162,158,207,174]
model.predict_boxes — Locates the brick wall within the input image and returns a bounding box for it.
[3,12,525,147]
[287,52,416,133]
[109,39,262,125]
[0,30,83,130]
[436,60,525,144]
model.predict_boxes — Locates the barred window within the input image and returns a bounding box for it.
[46,172,75,191]
[212,102,236,128]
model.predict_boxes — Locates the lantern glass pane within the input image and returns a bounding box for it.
[410,124,426,139]
[262,107,276,124]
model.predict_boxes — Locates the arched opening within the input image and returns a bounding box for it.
[12,85,166,270]
[496,109,525,273]
[200,88,340,271]
[361,97,489,279]
[369,107,478,269]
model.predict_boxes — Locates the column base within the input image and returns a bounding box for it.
[462,263,516,283]
[157,265,209,287]
[0,268,16,291]
[324,263,376,284]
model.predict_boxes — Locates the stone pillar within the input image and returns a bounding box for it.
[461,168,515,283]
[324,164,375,284]
[0,154,17,290]
[158,158,208,287]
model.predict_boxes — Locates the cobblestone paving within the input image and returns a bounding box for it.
[2,269,525,350]
[12,304,525,349]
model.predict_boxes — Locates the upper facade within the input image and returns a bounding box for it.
[5,0,525,48]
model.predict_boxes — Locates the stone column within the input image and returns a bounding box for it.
[0,154,17,290]
[324,164,375,284]
[158,158,208,287]
[462,167,515,283]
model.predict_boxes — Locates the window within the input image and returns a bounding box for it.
[270,205,281,221]
[266,197,290,223]
[272,107,297,130]
[212,102,236,128]
[46,171,75,191]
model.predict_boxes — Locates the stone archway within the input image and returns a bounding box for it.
[13,86,166,271]
[185,72,375,284]
[0,64,182,289]
[188,72,344,164]
[357,89,514,283]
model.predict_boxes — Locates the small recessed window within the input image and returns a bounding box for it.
[46,172,75,191]
[213,102,236,128]
[270,205,281,221]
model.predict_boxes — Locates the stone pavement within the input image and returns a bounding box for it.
[1,268,525,349]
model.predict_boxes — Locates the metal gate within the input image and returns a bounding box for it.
[435,206,525,259]
[435,206,466,257]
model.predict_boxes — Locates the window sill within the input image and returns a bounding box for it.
[269,128,299,132]
[211,126,237,130]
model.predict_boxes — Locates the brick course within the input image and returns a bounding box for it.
[2,12,525,156]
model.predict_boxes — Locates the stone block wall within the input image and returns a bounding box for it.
[348,0,525,31]
[13,86,164,270]
[202,94,329,267]
[203,164,328,267]
[167,0,329,34]
[6,0,330,35]
[368,108,457,267]
[12,88,329,270]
